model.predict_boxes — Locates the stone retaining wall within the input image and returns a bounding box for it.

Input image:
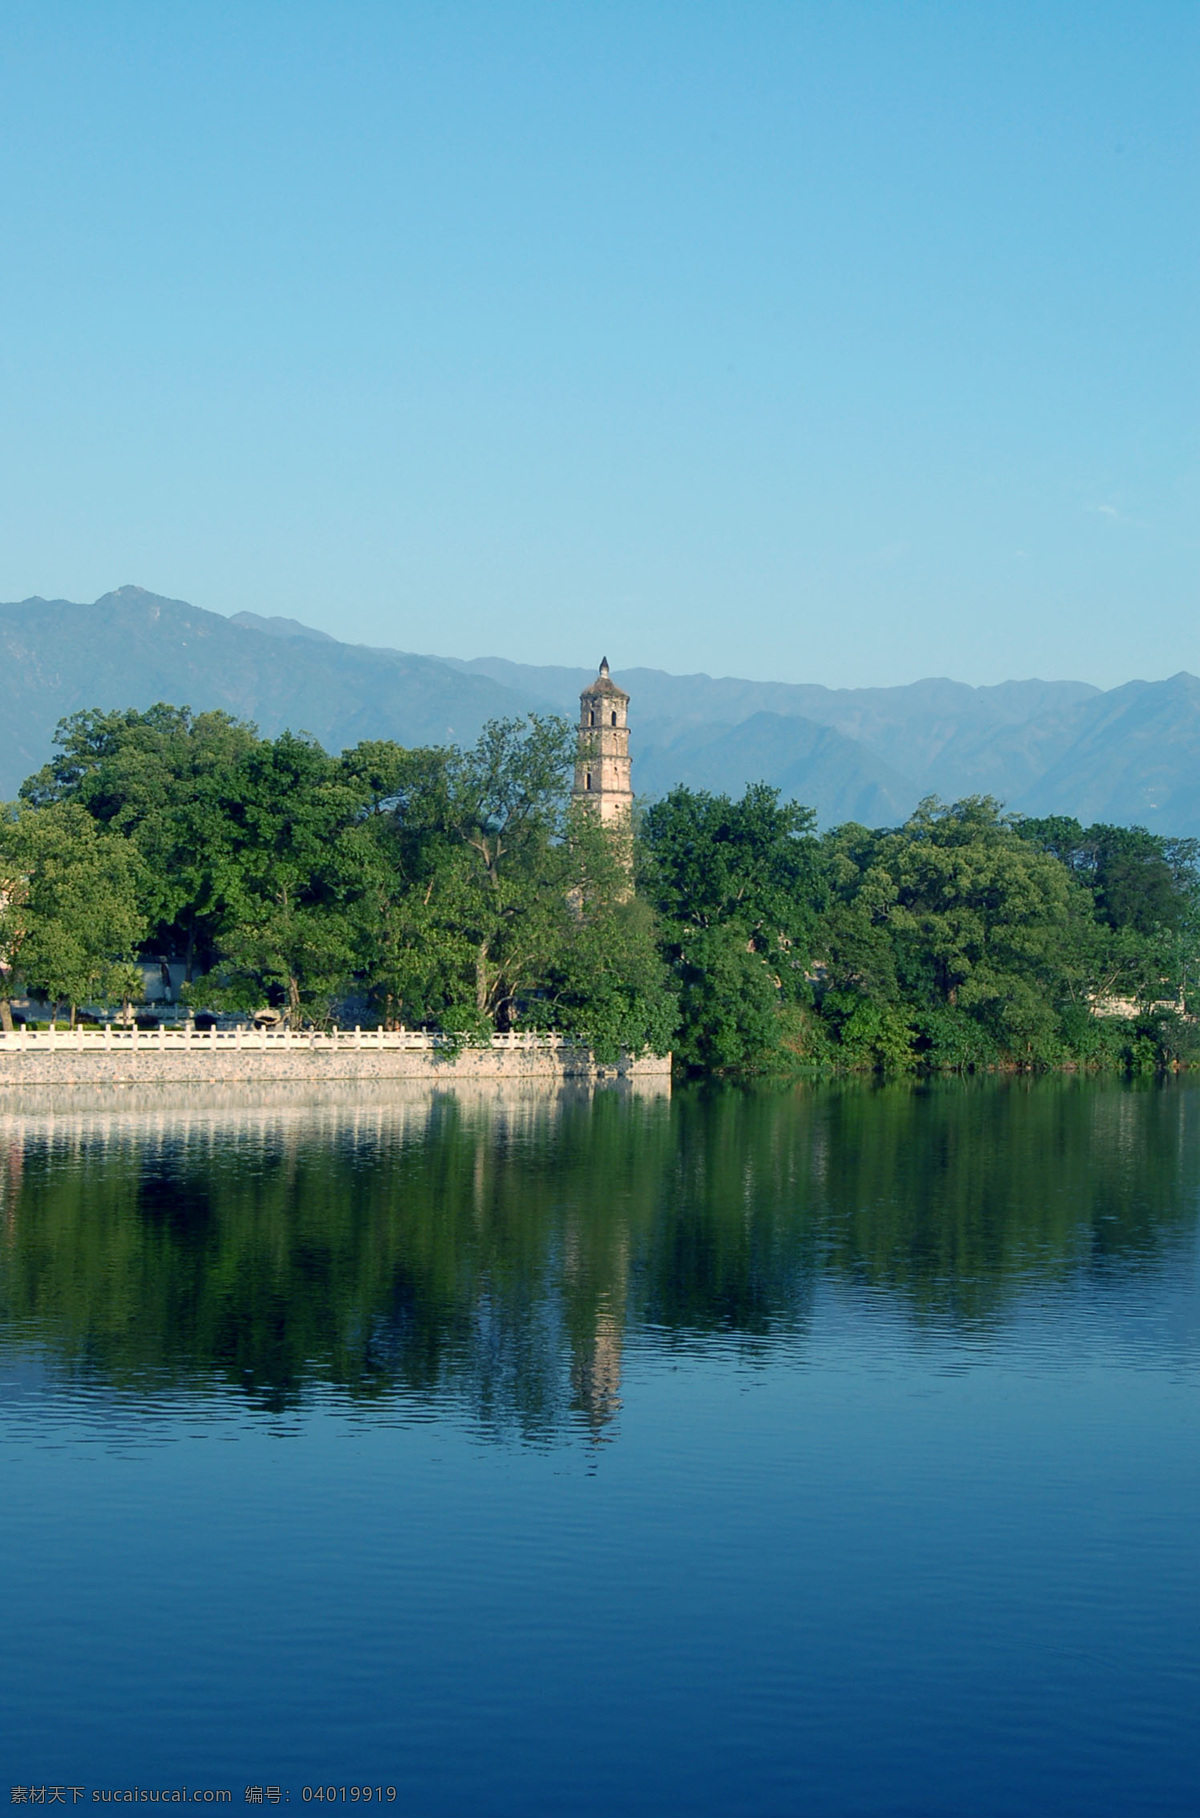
[0,1043,671,1088]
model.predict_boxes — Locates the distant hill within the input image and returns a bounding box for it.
[447,651,1200,833]
[228,610,338,644]
[0,586,542,795]
[1012,673,1200,831]
[449,656,1097,763]
[634,711,914,826]
[443,655,1106,816]
[4,586,1200,834]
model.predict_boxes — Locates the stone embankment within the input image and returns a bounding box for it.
[0,1025,671,1087]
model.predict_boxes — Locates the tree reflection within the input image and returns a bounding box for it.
[0,1078,1195,1434]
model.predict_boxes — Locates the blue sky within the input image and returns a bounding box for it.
[1,2,1195,687]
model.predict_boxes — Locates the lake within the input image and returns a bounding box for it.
[1,1077,1197,1815]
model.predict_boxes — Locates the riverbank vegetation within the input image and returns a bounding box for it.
[2,703,1198,1074]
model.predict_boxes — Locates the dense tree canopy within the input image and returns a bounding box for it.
[20,704,259,971]
[5,703,1200,1072]
[640,784,820,1072]
[0,800,146,1026]
[814,798,1090,1069]
[638,787,1200,1074]
[7,704,675,1056]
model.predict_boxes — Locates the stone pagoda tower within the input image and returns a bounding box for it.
[573,658,633,824]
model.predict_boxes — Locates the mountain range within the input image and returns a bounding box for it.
[4,585,1200,835]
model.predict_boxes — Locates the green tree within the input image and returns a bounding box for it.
[0,802,147,1026]
[641,783,821,1071]
[352,720,676,1054]
[339,741,459,1026]
[1017,815,1200,1010]
[534,805,678,1061]
[366,714,580,1034]
[20,704,260,978]
[816,798,1092,1068]
[189,732,378,1024]
[442,714,579,1028]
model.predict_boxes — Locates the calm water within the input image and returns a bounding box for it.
[1,1077,1197,1815]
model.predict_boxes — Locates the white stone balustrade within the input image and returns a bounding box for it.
[1,1024,585,1052]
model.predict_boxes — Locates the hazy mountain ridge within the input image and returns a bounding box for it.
[1018,674,1200,830]
[0,587,539,793]
[634,712,915,827]
[3,587,1199,833]
[229,610,338,644]
[445,654,1104,810]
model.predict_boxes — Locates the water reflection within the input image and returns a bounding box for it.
[1,1077,1197,1434]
